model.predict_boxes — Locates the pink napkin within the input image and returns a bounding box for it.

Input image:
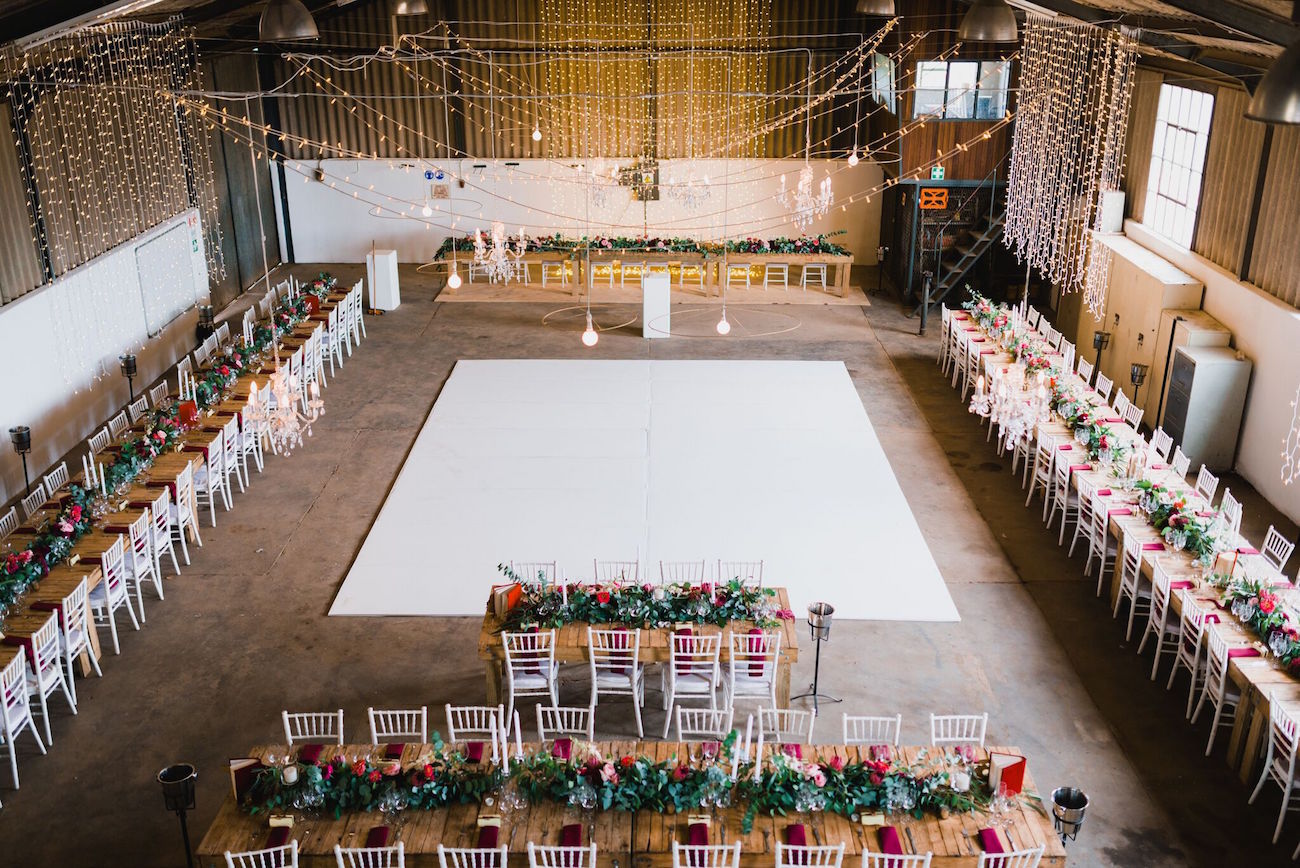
[1228,647,1262,659]
[552,738,572,760]
[782,743,803,759]
[1150,463,1166,470]
[1108,507,1133,516]
[1058,444,1073,451]
[1096,488,1113,496]
[1169,580,1194,590]
[1238,547,1261,555]
[980,349,996,355]
[877,827,904,855]
[978,828,1005,854]
[1195,510,1215,518]
[1103,417,1123,423]
[1069,464,1091,472]
[1142,542,1166,551]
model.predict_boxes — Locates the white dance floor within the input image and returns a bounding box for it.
[329,360,958,622]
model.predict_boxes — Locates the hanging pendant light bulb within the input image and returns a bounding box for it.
[716,308,732,335]
[392,0,429,13]
[447,263,462,289]
[847,150,860,167]
[582,311,599,347]
[421,200,433,217]
[855,0,895,14]
[532,126,543,142]
[258,0,319,41]
[958,0,1019,43]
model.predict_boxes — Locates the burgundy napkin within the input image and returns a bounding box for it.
[781,743,803,759]
[688,822,709,845]
[700,741,720,758]
[746,628,765,677]
[1228,647,1262,659]
[366,826,391,847]
[786,824,807,846]
[522,625,542,675]
[385,743,405,760]
[561,824,583,846]
[979,349,996,355]
[877,827,904,855]
[477,825,499,848]
[971,336,986,343]
[1142,542,1166,551]
[978,828,1005,854]
[674,627,695,675]
[870,744,892,763]
[297,743,324,764]
[1,634,35,664]
[610,626,631,675]
[265,826,291,848]
[465,741,485,763]
[29,600,64,618]
[552,738,572,760]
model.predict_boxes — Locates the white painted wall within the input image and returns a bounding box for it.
[1122,218,1300,523]
[0,210,209,506]
[279,158,884,265]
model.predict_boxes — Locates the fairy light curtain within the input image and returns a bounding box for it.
[2,20,224,291]
[1004,15,1136,316]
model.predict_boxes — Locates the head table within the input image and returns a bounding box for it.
[196,741,1066,867]
[476,588,801,708]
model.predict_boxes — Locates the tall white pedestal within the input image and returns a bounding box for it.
[366,249,401,311]
[642,274,670,339]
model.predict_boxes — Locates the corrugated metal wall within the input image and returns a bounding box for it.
[1249,124,1300,307]
[1121,67,1162,221]
[1193,85,1265,276]
[0,102,43,304]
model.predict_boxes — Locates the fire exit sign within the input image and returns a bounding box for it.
[931,166,946,180]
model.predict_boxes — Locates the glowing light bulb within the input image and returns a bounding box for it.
[447,267,462,289]
[421,202,433,217]
[532,126,542,142]
[581,312,599,347]
[847,151,859,167]
[716,311,731,335]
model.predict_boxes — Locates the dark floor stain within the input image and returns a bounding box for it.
[1100,825,1188,867]
[947,450,970,460]
[978,461,1004,472]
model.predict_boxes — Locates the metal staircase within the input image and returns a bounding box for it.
[912,209,1006,317]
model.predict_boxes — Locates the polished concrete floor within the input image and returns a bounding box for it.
[0,265,1295,866]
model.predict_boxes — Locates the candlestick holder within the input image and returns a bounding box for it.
[8,426,31,496]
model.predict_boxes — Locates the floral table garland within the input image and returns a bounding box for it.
[1210,574,1300,673]
[497,567,795,631]
[246,735,1007,831]
[433,233,849,259]
[0,274,338,610]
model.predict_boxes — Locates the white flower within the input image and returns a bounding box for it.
[950,770,970,792]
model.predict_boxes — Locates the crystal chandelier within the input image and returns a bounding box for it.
[246,349,324,457]
[473,221,528,283]
[667,169,710,210]
[779,165,833,232]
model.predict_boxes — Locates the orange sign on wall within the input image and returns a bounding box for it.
[919,188,949,210]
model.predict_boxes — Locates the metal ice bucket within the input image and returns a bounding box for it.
[808,602,834,641]
[1050,786,1089,842]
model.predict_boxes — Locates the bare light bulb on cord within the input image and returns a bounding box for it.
[447,265,462,289]
[421,201,433,217]
[532,126,542,142]
[581,311,599,347]
[847,150,859,167]
[716,309,731,335]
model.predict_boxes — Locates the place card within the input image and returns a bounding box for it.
[859,813,886,826]
[477,815,502,828]
[687,815,712,826]
[268,815,294,828]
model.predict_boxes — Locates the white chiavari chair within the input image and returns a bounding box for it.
[242,307,256,346]
[225,841,299,868]
[509,561,556,586]
[1059,340,1075,374]
[220,416,245,494]
[126,395,150,423]
[1067,477,1097,559]
[0,648,45,788]
[147,382,169,408]
[535,704,595,742]
[1262,525,1296,573]
[1149,428,1172,461]
[1220,487,1242,535]
[1195,465,1220,504]
[0,506,17,540]
[942,313,966,379]
[122,508,162,621]
[178,368,197,403]
[1166,591,1209,718]
[593,559,639,584]
[976,848,1043,868]
[1191,625,1244,756]
[959,335,984,402]
[176,354,193,383]
[42,461,68,494]
[335,842,404,868]
[864,856,931,868]
[528,842,596,868]
[1093,372,1113,402]
[438,845,507,868]
[842,713,903,747]
[352,280,367,341]
[88,534,137,654]
[1113,534,1153,641]
[1123,400,1143,429]
[588,626,646,738]
[88,427,112,457]
[724,630,781,709]
[540,260,568,289]
[215,321,231,344]
[717,560,763,588]
[193,428,231,524]
[445,704,503,760]
[674,707,733,743]
[322,306,345,378]
[948,326,971,387]
[193,343,211,368]
[282,709,344,744]
[1046,327,1063,350]
[1009,429,1034,486]
[53,576,101,699]
[1089,489,1119,588]
[20,485,46,521]
[660,560,708,585]
[237,398,265,479]
[502,630,559,726]
[671,842,741,868]
[1171,445,1191,479]
[161,462,201,563]
[929,713,988,748]
[368,706,428,743]
[1075,355,1093,383]
[1025,434,1059,516]
[778,842,844,868]
[24,610,76,744]
[759,707,813,745]
[1112,388,1131,420]
[1044,448,1078,544]
[661,630,722,737]
[1251,698,1300,843]
[1138,559,1183,681]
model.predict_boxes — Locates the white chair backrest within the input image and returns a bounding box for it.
[593,559,638,584]
[1268,698,1300,771]
[669,628,721,676]
[1171,444,1190,478]
[759,707,813,744]
[216,321,231,344]
[976,847,1043,868]
[535,704,595,741]
[842,713,903,746]
[929,713,988,747]
[88,427,112,456]
[62,576,92,644]
[127,395,150,423]
[1113,388,1130,419]
[0,506,17,540]
[0,649,32,735]
[243,308,256,345]
[127,509,151,561]
[445,704,504,743]
[175,462,195,509]
[503,631,556,682]
[1219,487,1242,534]
[717,560,763,588]
[1075,356,1093,383]
[335,842,404,868]
[206,428,226,477]
[1123,400,1143,428]
[282,709,344,744]
[107,411,129,440]
[20,484,47,520]
[863,856,932,868]
[675,707,733,742]
[222,416,241,465]
[1150,428,1172,461]
[660,560,708,584]
[1195,465,1220,504]
[510,561,556,585]
[368,706,428,743]
[43,461,68,494]
[528,843,596,868]
[1204,626,1233,697]
[588,627,641,676]
[149,381,170,407]
[671,842,741,868]
[775,844,844,868]
[224,841,299,868]
[1176,590,1208,659]
[437,846,507,868]
[729,630,780,682]
[100,533,126,598]
[28,610,61,678]
[1094,372,1113,402]
[1263,525,1296,572]
[147,486,172,539]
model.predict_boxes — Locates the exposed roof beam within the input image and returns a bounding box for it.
[1157,0,1298,47]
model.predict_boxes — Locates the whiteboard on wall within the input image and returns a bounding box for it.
[135,220,199,336]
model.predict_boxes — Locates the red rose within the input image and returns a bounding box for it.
[828,755,844,771]
[351,760,367,777]
[620,756,634,767]
[322,763,333,779]
[69,505,82,521]
[368,770,382,783]
[423,763,435,781]
[596,590,611,604]
[219,365,230,376]
[673,765,688,781]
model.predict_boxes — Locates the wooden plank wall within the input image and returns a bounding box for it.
[1193,86,1266,277]
[1121,67,1162,221]
[1249,124,1300,307]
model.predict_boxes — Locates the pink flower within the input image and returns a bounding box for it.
[811,768,826,787]
[368,769,382,783]
[599,762,619,784]
[596,590,611,604]
[828,755,844,771]
[68,505,82,522]
[57,519,74,534]
[672,764,689,781]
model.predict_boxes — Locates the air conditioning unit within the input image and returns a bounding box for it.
[1160,345,1251,472]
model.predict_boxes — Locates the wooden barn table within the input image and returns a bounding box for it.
[197,741,1063,868]
[583,250,713,292]
[720,253,853,297]
[476,588,801,707]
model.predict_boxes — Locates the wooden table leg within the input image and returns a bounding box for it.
[837,261,848,298]
[1239,693,1269,784]
[486,660,503,706]
[79,625,103,677]
[776,660,792,708]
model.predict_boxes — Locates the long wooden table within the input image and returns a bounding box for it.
[197,742,1065,867]
[719,253,854,297]
[955,309,1298,787]
[477,588,801,707]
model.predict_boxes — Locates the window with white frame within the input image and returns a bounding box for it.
[872,53,896,115]
[912,60,1010,120]
[1143,84,1214,247]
